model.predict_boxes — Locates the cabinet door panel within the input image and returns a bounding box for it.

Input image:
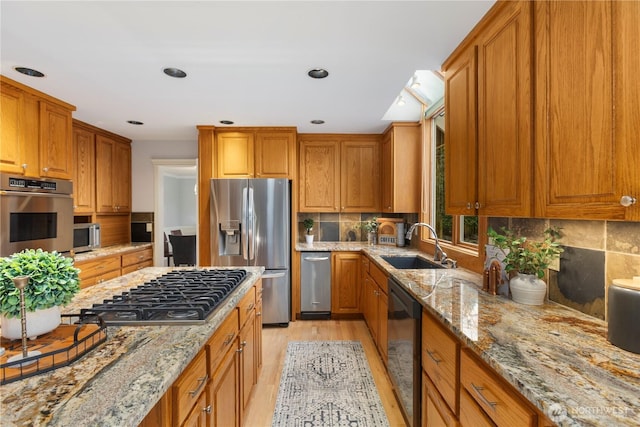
[331,252,361,314]
[478,1,532,216]
[0,83,26,174]
[445,46,477,215]
[340,139,379,212]
[113,140,131,212]
[40,102,73,179]
[95,135,114,212]
[255,132,294,178]
[298,139,340,212]
[217,132,254,178]
[535,1,624,219]
[73,127,95,213]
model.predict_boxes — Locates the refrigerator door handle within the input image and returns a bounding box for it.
[242,186,248,261]
[262,271,286,279]
[248,186,255,261]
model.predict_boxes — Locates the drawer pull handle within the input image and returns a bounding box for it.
[471,383,498,411]
[223,333,234,347]
[203,404,212,414]
[188,374,208,398]
[426,349,441,365]
[246,302,255,312]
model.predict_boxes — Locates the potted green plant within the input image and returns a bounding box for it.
[303,218,315,244]
[357,217,378,245]
[487,226,563,305]
[0,248,80,339]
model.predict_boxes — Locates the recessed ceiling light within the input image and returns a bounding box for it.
[219,120,234,125]
[163,67,187,78]
[308,68,329,79]
[310,120,325,125]
[127,120,144,125]
[14,67,45,77]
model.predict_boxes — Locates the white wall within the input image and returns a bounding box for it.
[131,139,198,211]
[164,175,197,227]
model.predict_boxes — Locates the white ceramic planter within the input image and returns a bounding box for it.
[509,274,547,305]
[0,306,61,339]
[305,234,314,245]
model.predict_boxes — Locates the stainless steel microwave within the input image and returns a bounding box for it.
[73,223,101,253]
[0,173,74,257]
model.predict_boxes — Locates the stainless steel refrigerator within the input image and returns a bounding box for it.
[210,178,290,325]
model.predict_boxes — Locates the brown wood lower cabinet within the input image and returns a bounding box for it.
[459,387,496,427]
[361,255,388,364]
[75,246,153,289]
[422,370,458,427]
[139,281,261,427]
[331,252,361,315]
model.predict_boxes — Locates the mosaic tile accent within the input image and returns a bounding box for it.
[272,341,390,427]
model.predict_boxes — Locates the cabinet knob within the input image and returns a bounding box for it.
[242,340,247,347]
[42,167,49,172]
[620,195,637,207]
[21,164,27,170]
[203,405,212,414]
[466,202,472,209]
[475,201,481,209]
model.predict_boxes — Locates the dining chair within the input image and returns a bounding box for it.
[168,234,196,266]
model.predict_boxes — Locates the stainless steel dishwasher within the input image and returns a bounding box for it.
[300,252,331,319]
[388,276,422,427]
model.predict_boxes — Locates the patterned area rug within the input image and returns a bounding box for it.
[272,341,390,427]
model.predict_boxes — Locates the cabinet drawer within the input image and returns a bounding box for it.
[76,256,121,281]
[207,309,239,372]
[460,388,496,427]
[121,259,153,275]
[172,350,208,427]
[422,311,459,414]
[369,260,388,294]
[238,287,256,328]
[461,349,536,427]
[121,247,153,267]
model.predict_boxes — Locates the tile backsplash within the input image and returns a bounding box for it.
[296,212,419,243]
[489,217,640,321]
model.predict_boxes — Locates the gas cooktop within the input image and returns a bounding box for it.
[80,269,247,325]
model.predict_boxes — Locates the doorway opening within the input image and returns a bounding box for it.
[152,159,198,266]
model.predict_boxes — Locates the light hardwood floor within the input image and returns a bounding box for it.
[243,319,407,426]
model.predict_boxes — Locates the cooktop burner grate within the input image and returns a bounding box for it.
[80,269,247,325]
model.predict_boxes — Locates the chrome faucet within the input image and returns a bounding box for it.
[405,223,448,263]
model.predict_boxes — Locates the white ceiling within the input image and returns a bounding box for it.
[1,1,494,142]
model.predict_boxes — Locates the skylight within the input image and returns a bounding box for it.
[382,70,444,122]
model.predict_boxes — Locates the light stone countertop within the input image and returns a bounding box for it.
[72,243,153,262]
[0,266,264,427]
[296,242,640,425]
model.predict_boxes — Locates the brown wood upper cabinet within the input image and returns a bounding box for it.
[95,133,131,213]
[444,0,533,217]
[381,123,421,213]
[216,128,296,179]
[534,0,640,221]
[1,76,75,179]
[72,123,96,214]
[298,134,380,212]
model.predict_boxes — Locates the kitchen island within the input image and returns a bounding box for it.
[298,242,640,426]
[0,266,264,426]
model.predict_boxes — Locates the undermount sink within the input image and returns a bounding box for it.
[381,255,445,269]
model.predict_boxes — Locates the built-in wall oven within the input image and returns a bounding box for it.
[0,173,73,257]
[388,277,422,427]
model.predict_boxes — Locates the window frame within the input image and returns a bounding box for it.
[417,106,487,272]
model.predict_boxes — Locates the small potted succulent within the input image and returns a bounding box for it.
[303,218,315,244]
[487,226,563,305]
[0,248,80,339]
